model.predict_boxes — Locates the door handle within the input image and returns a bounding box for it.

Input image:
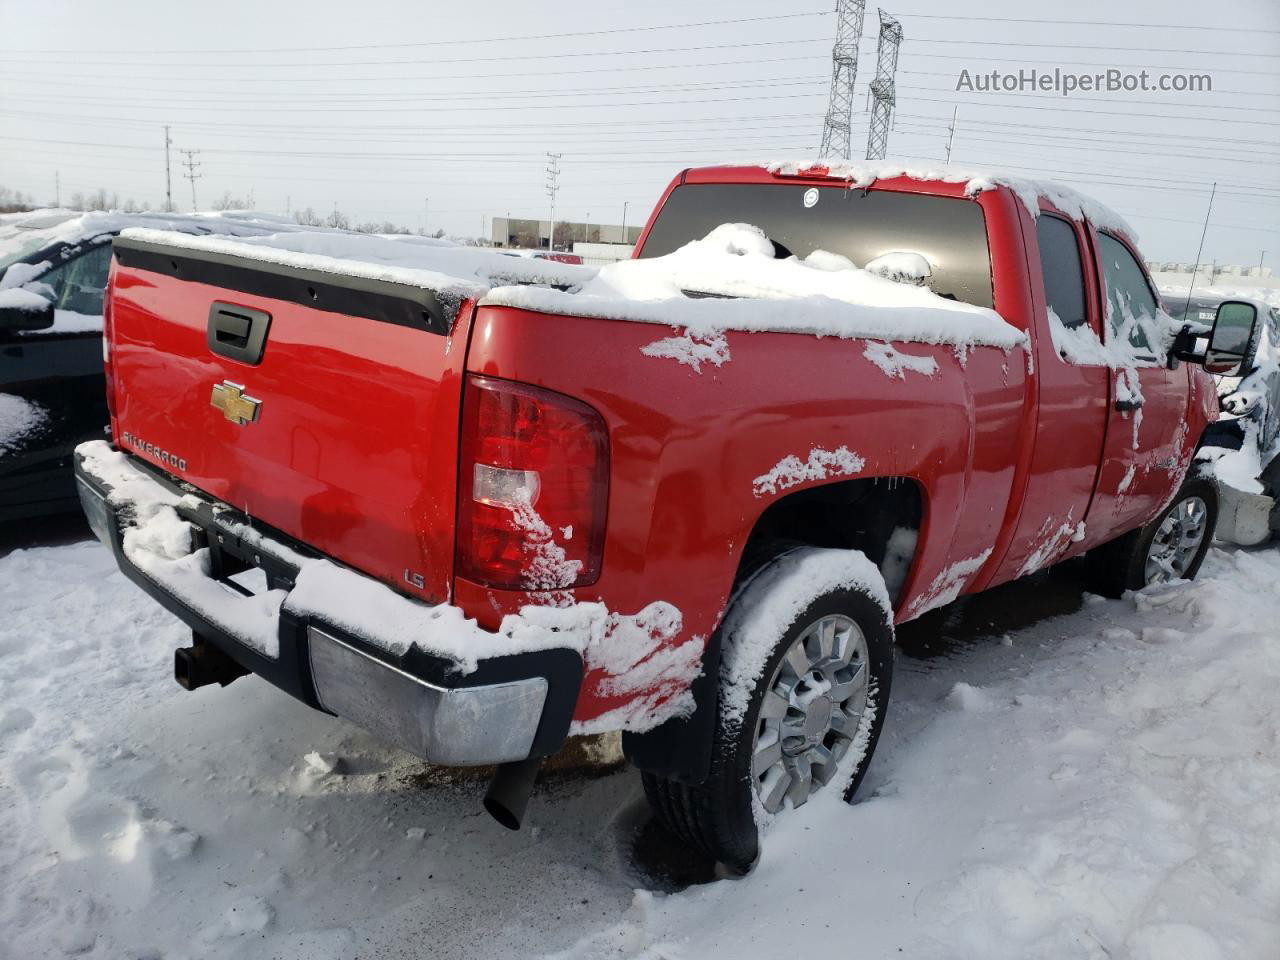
[207,302,271,365]
[1115,397,1144,413]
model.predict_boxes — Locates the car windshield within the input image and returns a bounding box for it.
[0,212,81,273]
[637,182,995,308]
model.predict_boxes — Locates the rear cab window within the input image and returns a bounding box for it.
[637,183,994,309]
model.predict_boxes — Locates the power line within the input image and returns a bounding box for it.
[0,77,831,108]
[886,95,1280,127]
[0,35,832,69]
[0,11,833,55]
[892,111,1280,149]
[891,36,1280,57]
[886,12,1280,35]
[894,83,1280,115]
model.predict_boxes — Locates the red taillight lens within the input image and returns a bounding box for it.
[457,375,608,590]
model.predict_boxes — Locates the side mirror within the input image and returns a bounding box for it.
[1204,300,1258,377]
[0,290,55,332]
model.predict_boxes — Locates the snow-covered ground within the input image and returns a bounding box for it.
[1,538,1277,959]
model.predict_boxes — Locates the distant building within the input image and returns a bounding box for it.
[491,216,643,252]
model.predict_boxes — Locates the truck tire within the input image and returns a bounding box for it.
[642,549,894,874]
[1086,475,1219,597]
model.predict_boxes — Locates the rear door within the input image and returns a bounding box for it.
[992,210,1110,581]
[1088,230,1189,530]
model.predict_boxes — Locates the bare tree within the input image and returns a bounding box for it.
[294,207,323,226]
[0,185,36,213]
[212,191,248,211]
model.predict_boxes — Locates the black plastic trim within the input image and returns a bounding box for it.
[207,301,271,365]
[622,627,719,784]
[112,235,456,335]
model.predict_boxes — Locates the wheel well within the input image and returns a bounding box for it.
[735,476,924,606]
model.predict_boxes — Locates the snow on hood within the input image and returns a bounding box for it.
[766,159,1137,241]
[484,223,1026,352]
[0,209,326,273]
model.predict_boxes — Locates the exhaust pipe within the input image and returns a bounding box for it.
[175,636,249,690]
[483,756,542,830]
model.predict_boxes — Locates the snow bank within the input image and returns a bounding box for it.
[765,159,1137,239]
[4,537,1279,957]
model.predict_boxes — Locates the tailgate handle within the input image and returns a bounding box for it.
[208,302,271,365]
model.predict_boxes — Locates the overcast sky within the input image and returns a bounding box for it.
[1,0,1276,265]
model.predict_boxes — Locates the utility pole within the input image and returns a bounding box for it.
[179,149,201,211]
[818,0,867,159]
[545,152,561,251]
[163,125,174,212]
[54,170,60,207]
[622,201,629,243]
[944,106,958,163]
[865,10,904,161]
[424,196,429,235]
[286,195,291,216]
[1261,250,1267,269]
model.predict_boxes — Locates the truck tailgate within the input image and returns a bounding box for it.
[107,237,472,604]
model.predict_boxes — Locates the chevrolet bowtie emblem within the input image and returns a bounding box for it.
[210,381,261,425]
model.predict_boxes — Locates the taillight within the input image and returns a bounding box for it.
[457,375,608,591]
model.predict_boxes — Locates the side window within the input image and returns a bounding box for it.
[36,242,113,315]
[1036,214,1087,330]
[1098,233,1159,354]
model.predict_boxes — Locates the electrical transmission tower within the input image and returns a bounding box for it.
[545,152,561,251]
[179,149,202,211]
[865,10,903,161]
[818,0,867,159]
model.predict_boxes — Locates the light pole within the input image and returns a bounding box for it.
[622,201,629,244]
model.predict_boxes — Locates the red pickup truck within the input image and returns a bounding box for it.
[75,164,1261,872]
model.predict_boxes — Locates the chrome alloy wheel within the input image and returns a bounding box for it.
[1145,495,1209,584]
[751,614,870,813]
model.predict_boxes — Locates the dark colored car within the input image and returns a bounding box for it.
[0,210,315,522]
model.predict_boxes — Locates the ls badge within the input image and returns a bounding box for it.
[210,380,262,426]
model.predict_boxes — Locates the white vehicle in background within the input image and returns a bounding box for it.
[1165,290,1280,544]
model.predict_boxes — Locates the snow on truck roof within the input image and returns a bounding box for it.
[761,160,1137,240]
[116,160,1153,355]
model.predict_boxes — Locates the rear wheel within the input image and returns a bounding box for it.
[1087,475,1218,596]
[642,548,894,873]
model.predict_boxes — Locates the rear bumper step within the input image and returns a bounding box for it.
[74,441,581,766]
